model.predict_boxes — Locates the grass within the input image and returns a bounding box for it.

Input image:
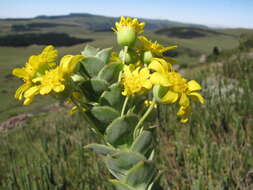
[0,112,112,189]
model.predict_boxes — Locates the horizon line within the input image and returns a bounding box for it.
[1,12,253,30]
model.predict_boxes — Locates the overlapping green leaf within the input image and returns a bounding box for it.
[99,83,124,110]
[81,45,99,57]
[131,131,153,155]
[80,79,109,101]
[90,106,120,124]
[79,57,105,77]
[98,63,123,83]
[110,180,135,190]
[105,151,146,179]
[84,143,116,156]
[124,161,157,190]
[105,114,138,147]
[96,48,112,64]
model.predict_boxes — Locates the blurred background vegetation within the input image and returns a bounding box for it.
[0,13,253,190]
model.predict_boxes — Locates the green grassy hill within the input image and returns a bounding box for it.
[0,13,206,35]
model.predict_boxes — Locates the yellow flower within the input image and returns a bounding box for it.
[112,16,145,34]
[138,36,177,63]
[149,58,204,122]
[12,45,58,105]
[33,55,84,96]
[122,66,152,96]
[112,16,145,47]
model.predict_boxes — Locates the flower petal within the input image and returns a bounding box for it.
[15,83,31,100]
[150,73,171,86]
[24,86,39,98]
[148,59,164,73]
[139,67,150,78]
[23,97,33,106]
[39,45,58,64]
[162,45,178,52]
[180,117,189,123]
[188,80,202,92]
[161,90,178,104]
[40,86,52,95]
[53,85,65,93]
[143,80,152,89]
[179,93,190,107]
[12,68,28,79]
[189,92,205,104]
[177,106,187,116]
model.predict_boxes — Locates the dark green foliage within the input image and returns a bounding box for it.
[239,33,253,50]
[155,27,232,39]
[0,33,93,47]
[11,23,78,32]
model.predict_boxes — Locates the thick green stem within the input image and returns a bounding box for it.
[71,98,105,143]
[134,97,156,138]
[121,96,129,116]
[122,46,128,65]
[118,46,128,82]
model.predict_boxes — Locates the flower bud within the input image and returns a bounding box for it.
[153,85,169,102]
[142,51,153,64]
[71,74,85,82]
[117,28,137,47]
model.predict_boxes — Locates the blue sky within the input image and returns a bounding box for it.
[0,0,252,28]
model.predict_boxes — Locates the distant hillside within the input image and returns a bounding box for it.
[0,13,207,32]
[155,27,236,39]
[0,33,93,47]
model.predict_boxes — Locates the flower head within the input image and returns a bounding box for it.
[113,16,145,34]
[149,58,204,122]
[34,55,84,96]
[122,66,152,96]
[12,45,58,105]
[112,16,145,47]
[138,36,177,63]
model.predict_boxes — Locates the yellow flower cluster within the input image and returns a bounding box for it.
[149,58,204,123]
[12,46,84,105]
[12,16,204,123]
[113,16,204,123]
[121,57,204,123]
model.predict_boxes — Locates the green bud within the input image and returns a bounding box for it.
[71,74,85,82]
[153,85,169,102]
[142,51,153,64]
[119,49,137,65]
[117,28,137,47]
